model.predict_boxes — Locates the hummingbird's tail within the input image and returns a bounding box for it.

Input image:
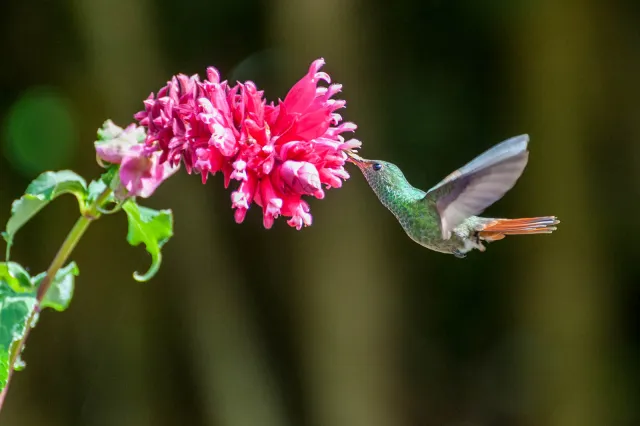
[476,216,559,242]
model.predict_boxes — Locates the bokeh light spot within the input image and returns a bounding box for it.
[3,87,78,176]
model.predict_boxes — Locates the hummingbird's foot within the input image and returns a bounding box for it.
[452,249,467,259]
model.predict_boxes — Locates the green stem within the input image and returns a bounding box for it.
[0,187,112,412]
[35,216,91,300]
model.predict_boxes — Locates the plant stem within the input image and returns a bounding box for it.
[0,187,112,412]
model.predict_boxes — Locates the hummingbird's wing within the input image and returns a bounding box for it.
[425,134,530,240]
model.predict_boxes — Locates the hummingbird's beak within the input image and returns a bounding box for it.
[345,150,366,168]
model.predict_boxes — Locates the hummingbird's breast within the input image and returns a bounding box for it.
[394,199,469,254]
[366,174,469,254]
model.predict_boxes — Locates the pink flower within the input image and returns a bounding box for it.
[279,160,323,199]
[118,145,179,198]
[95,120,179,198]
[95,120,145,164]
[134,59,361,229]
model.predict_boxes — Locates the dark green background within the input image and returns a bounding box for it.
[1,1,638,425]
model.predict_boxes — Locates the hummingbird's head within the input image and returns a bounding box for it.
[345,151,415,207]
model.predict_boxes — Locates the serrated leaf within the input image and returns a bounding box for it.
[0,263,37,391]
[33,262,79,312]
[3,170,88,258]
[122,200,173,282]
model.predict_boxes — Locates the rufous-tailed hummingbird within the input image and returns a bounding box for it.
[347,135,559,258]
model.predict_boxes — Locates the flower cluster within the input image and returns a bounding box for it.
[137,58,359,229]
[95,59,360,229]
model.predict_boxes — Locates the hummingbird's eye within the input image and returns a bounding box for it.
[372,163,383,171]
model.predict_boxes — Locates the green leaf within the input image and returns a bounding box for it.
[0,263,37,390]
[0,261,78,391]
[122,200,173,282]
[2,171,88,259]
[87,178,109,204]
[25,170,87,201]
[33,262,79,312]
[0,262,34,293]
[0,351,8,389]
[87,168,119,213]
[2,195,46,260]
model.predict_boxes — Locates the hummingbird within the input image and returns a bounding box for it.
[346,134,559,258]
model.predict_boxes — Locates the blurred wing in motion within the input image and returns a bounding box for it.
[425,135,530,239]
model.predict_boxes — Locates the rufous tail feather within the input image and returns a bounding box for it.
[477,216,559,242]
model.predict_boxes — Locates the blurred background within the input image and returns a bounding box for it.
[1,0,639,425]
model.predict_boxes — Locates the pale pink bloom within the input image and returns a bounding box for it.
[118,145,179,198]
[135,59,361,229]
[94,121,179,198]
[95,120,145,164]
